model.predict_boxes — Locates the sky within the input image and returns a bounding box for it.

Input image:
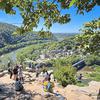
[0,5,100,33]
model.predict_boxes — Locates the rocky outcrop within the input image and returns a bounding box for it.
[63,81,100,100]
[0,71,100,100]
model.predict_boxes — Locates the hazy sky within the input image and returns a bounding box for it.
[0,6,100,33]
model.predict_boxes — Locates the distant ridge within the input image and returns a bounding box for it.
[53,33,79,41]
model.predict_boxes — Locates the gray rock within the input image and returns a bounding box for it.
[3,70,8,74]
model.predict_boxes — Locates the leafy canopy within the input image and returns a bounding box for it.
[0,0,100,34]
[76,18,100,55]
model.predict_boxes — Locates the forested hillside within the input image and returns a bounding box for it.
[0,22,17,47]
[0,22,80,56]
[0,22,57,47]
[0,22,57,55]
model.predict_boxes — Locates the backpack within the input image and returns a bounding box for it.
[46,82,53,92]
[15,81,23,91]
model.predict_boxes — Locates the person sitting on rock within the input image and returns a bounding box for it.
[43,77,54,93]
[78,74,83,82]
[15,78,23,91]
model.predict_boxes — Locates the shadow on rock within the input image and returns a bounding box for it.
[0,83,14,99]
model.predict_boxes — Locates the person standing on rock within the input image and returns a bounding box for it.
[7,61,13,79]
[44,71,51,81]
[36,67,39,77]
[8,67,13,79]
[18,64,24,83]
[13,64,19,80]
[43,77,54,93]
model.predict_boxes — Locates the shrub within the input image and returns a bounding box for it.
[54,64,76,87]
[85,66,100,81]
[89,72,100,81]
[95,66,100,72]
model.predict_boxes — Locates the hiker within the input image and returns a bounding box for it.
[13,64,19,80]
[43,77,54,93]
[36,67,39,77]
[15,78,23,91]
[44,70,50,81]
[18,64,24,83]
[78,74,83,81]
[8,66,13,79]
[29,62,32,68]
[50,73,54,82]
[8,61,13,79]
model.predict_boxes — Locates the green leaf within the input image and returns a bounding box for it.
[69,0,78,7]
